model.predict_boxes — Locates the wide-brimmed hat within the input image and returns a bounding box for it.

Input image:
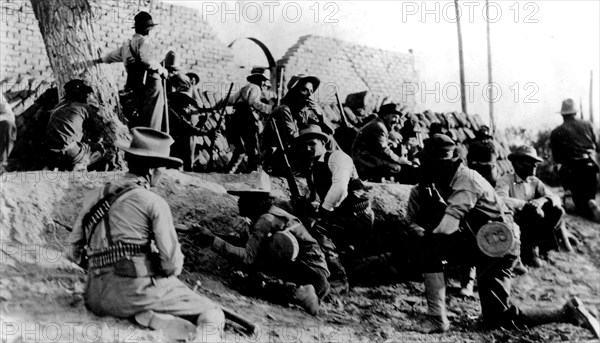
[117,127,182,168]
[186,72,200,85]
[295,124,330,144]
[170,73,192,91]
[227,170,272,196]
[132,11,157,29]
[64,79,93,96]
[508,145,543,163]
[421,134,457,160]
[378,103,404,117]
[558,98,578,115]
[287,74,320,92]
[247,67,270,83]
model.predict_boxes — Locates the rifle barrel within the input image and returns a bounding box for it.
[207,83,235,170]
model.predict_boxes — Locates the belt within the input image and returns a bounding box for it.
[88,242,151,270]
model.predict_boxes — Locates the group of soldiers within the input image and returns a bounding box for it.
[2,10,599,343]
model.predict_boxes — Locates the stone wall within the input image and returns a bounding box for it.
[278,35,418,111]
[0,0,245,95]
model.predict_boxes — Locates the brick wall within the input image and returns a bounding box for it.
[278,35,418,111]
[0,0,245,95]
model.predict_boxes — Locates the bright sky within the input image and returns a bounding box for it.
[164,0,600,132]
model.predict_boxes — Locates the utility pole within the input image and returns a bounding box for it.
[485,0,494,133]
[590,70,594,124]
[455,0,467,115]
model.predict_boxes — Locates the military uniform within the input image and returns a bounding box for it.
[211,206,330,298]
[0,94,16,168]
[69,176,219,319]
[45,100,97,170]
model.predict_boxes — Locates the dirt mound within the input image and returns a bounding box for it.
[1,171,599,342]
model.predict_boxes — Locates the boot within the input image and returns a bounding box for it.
[418,273,450,333]
[589,200,600,224]
[326,255,349,294]
[459,266,476,298]
[512,257,529,276]
[521,297,599,338]
[530,246,544,268]
[292,284,320,315]
[135,310,196,342]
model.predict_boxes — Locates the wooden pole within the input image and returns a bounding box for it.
[455,0,467,114]
[485,0,494,133]
[590,70,594,124]
[580,97,584,120]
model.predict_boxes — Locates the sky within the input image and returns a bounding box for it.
[164,0,600,132]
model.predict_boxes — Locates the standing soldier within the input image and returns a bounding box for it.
[550,98,600,221]
[0,93,16,171]
[227,68,272,173]
[95,11,168,130]
[295,125,374,293]
[411,134,598,338]
[68,128,224,342]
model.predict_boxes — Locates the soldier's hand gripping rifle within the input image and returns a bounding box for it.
[207,83,234,170]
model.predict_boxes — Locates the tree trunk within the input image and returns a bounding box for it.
[30,0,129,169]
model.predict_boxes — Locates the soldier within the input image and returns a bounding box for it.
[295,124,374,293]
[68,128,224,342]
[226,68,272,173]
[410,134,598,338]
[496,145,574,267]
[0,93,16,171]
[550,98,600,221]
[192,174,329,315]
[467,125,499,187]
[96,11,168,130]
[45,80,104,171]
[352,103,414,182]
[262,74,334,175]
[167,73,210,171]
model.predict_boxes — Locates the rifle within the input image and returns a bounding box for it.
[269,118,301,201]
[335,93,350,128]
[207,83,234,170]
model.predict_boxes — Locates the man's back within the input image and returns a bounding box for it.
[550,117,597,164]
[45,101,91,149]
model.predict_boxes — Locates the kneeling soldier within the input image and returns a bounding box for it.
[193,174,330,315]
[68,127,224,342]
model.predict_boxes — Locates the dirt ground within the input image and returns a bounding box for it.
[0,171,599,343]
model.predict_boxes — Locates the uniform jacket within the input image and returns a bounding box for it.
[352,118,402,176]
[212,206,329,275]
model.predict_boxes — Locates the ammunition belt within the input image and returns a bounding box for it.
[88,242,151,270]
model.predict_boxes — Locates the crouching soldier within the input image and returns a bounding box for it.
[295,125,375,293]
[411,134,599,338]
[45,80,104,171]
[496,145,575,268]
[68,128,224,342]
[191,176,330,315]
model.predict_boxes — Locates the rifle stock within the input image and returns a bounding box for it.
[269,118,301,201]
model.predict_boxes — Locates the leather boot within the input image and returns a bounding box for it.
[418,273,450,333]
[589,200,600,224]
[521,297,599,338]
[326,255,349,294]
[292,284,320,315]
[512,257,529,275]
[135,310,196,342]
[459,266,476,298]
[556,222,574,253]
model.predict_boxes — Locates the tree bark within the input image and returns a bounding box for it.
[29,0,129,169]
